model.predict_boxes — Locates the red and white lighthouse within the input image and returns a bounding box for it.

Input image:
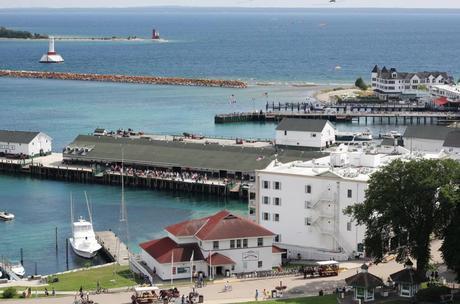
[39,37,64,63]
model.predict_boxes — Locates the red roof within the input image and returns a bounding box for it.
[435,96,449,106]
[272,245,287,254]
[165,210,274,240]
[205,253,235,265]
[139,237,204,264]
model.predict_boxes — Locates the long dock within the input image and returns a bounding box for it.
[215,111,460,125]
[0,69,247,88]
[95,231,129,266]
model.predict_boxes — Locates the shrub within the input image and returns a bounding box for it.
[355,77,368,90]
[2,287,17,299]
[416,286,451,302]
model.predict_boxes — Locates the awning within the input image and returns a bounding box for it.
[434,96,449,106]
[206,253,235,265]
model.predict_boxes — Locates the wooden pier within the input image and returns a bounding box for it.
[95,231,129,266]
[215,111,460,125]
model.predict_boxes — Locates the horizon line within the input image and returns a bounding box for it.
[1,5,460,10]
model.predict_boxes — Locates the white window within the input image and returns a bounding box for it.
[258,261,263,268]
[263,180,270,189]
[305,201,312,209]
[305,217,312,226]
[273,213,280,222]
[262,196,270,205]
[305,185,312,194]
[347,189,352,198]
[273,197,281,206]
[273,181,281,190]
[262,212,270,221]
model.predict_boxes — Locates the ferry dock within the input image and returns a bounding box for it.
[0,134,323,199]
[215,101,460,125]
[95,231,129,266]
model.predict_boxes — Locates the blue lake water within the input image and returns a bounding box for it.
[0,8,459,275]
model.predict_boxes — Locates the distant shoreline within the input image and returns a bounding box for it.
[0,37,150,42]
[0,69,248,88]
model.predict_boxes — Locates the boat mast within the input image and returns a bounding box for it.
[120,148,127,223]
[84,191,93,224]
[70,192,74,234]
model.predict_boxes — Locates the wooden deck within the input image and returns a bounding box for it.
[95,231,130,266]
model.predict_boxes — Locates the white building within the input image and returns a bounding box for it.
[430,84,460,106]
[371,65,453,100]
[251,145,444,261]
[403,125,455,153]
[275,118,336,150]
[137,210,283,281]
[0,130,52,157]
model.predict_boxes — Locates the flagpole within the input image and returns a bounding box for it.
[171,251,174,286]
[209,250,212,280]
[190,250,194,284]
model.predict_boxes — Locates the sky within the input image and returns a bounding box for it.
[1,0,460,9]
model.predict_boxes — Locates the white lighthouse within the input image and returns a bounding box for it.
[39,37,64,63]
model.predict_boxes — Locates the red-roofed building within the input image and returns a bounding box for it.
[136,210,282,281]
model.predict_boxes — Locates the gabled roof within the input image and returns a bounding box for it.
[443,130,460,148]
[139,237,203,264]
[390,268,423,284]
[165,210,275,240]
[276,118,330,133]
[403,126,454,141]
[345,267,384,288]
[372,65,379,73]
[205,253,235,265]
[0,130,41,144]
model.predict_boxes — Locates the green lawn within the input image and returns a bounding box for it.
[241,294,336,304]
[45,265,141,291]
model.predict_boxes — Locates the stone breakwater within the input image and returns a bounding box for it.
[0,70,247,88]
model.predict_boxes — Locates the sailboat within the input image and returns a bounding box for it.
[69,192,102,259]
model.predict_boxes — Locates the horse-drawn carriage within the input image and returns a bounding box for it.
[131,286,180,304]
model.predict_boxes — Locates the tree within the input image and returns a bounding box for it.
[355,77,368,90]
[345,159,460,279]
[440,183,460,281]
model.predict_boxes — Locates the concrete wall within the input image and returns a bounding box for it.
[257,171,366,260]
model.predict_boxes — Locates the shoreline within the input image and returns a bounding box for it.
[0,69,247,88]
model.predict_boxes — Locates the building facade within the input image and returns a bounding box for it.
[430,84,460,106]
[0,130,52,157]
[275,118,336,150]
[403,125,456,153]
[137,210,283,281]
[371,65,453,100]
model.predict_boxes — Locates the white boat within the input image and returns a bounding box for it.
[336,131,373,142]
[10,261,25,277]
[381,131,402,139]
[0,211,15,221]
[69,192,102,259]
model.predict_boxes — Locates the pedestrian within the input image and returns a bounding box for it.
[181,294,185,304]
[255,289,259,301]
[52,287,55,296]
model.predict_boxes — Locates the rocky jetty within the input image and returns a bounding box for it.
[0,70,247,88]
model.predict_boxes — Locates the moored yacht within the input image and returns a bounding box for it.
[69,193,101,259]
[0,211,15,221]
[10,261,25,277]
[336,131,373,142]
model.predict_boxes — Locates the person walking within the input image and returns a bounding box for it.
[255,289,259,301]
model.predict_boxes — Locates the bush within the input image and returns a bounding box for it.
[2,287,17,299]
[416,286,451,302]
[355,77,368,90]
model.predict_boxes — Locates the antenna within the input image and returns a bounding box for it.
[84,191,93,224]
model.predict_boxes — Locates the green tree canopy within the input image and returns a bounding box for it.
[355,77,368,90]
[440,182,460,281]
[345,159,460,278]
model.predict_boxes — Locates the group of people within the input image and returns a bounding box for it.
[74,286,94,304]
[109,165,211,183]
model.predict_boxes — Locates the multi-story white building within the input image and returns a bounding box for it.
[403,125,456,153]
[275,118,336,150]
[137,210,283,281]
[371,65,453,100]
[0,130,52,157]
[430,84,460,106]
[250,145,443,261]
